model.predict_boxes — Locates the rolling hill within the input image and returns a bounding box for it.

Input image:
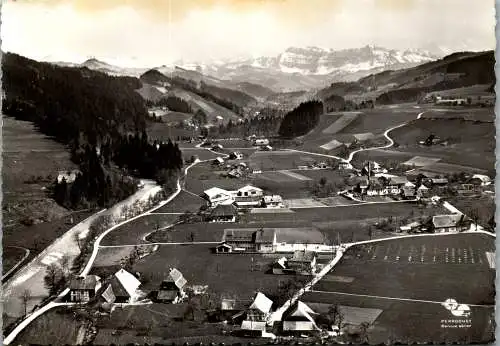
[316,50,495,105]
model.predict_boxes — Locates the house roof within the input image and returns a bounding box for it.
[238,185,263,193]
[254,228,276,244]
[249,292,273,314]
[432,214,464,228]
[275,228,325,245]
[289,250,316,263]
[215,157,224,163]
[203,187,231,199]
[388,176,409,185]
[430,178,449,184]
[70,275,99,290]
[101,283,116,303]
[113,269,141,297]
[222,229,255,242]
[211,204,237,217]
[417,184,429,190]
[274,257,288,269]
[283,301,317,323]
[165,268,187,290]
[472,174,491,182]
[263,195,283,203]
[402,186,416,196]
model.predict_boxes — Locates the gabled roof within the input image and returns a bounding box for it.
[238,185,263,193]
[165,268,187,290]
[432,214,464,228]
[274,257,288,269]
[283,301,317,323]
[388,176,409,186]
[254,228,276,243]
[417,184,429,190]
[249,292,273,314]
[70,275,99,290]
[203,187,232,199]
[430,178,449,184]
[113,269,141,297]
[472,174,491,182]
[222,229,255,242]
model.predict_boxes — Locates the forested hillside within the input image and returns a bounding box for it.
[278,100,324,138]
[2,53,182,209]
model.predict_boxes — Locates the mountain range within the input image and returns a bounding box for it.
[53,46,441,92]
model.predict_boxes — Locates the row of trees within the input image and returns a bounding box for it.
[278,100,324,138]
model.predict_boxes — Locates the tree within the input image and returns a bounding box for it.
[359,321,371,343]
[188,231,195,242]
[327,304,341,329]
[60,254,72,275]
[73,232,83,252]
[44,264,65,295]
[20,289,32,316]
[367,226,373,240]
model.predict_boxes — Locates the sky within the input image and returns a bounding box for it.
[1,0,496,67]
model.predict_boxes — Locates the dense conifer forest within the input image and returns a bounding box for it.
[278,100,324,138]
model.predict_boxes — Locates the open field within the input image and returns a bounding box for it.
[145,202,444,245]
[313,233,495,304]
[15,307,84,345]
[180,148,222,161]
[322,112,361,134]
[2,117,79,264]
[402,155,442,167]
[302,292,494,344]
[159,111,193,123]
[3,246,28,274]
[296,106,420,155]
[91,244,286,302]
[249,151,331,171]
[100,214,179,246]
[390,118,494,172]
[419,107,494,122]
[154,190,207,213]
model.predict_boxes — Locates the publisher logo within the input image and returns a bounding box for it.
[440,298,472,329]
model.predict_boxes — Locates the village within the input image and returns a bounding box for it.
[12,124,491,344]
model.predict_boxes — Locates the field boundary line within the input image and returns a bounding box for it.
[308,290,495,307]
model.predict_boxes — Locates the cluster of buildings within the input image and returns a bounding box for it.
[215,228,330,254]
[203,185,285,222]
[68,268,188,305]
[223,292,329,337]
[424,94,495,107]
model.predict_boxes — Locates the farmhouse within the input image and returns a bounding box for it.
[234,185,264,208]
[241,292,274,333]
[216,228,327,254]
[209,204,238,223]
[273,250,317,275]
[262,195,284,208]
[416,184,430,198]
[202,187,235,207]
[157,268,187,304]
[338,162,353,170]
[57,170,80,184]
[213,157,225,166]
[431,214,469,233]
[254,138,270,146]
[101,269,143,304]
[401,186,417,199]
[227,168,243,179]
[229,151,244,160]
[68,275,101,303]
[471,174,492,186]
[282,301,318,333]
[426,178,449,187]
[399,221,422,233]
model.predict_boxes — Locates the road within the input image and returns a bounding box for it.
[2,246,30,281]
[2,179,161,327]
